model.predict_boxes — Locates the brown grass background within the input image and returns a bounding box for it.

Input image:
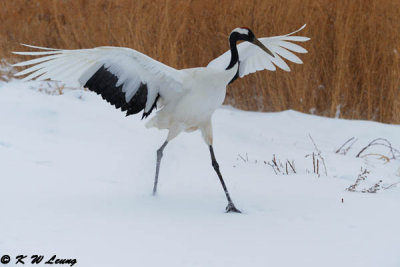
[1,0,399,123]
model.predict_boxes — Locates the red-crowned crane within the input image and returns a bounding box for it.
[13,25,309,213]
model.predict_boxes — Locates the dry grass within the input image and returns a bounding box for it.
[1,0,399,123]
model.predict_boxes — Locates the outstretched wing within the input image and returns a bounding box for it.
[207,25,310,77]
[13,45,184,118]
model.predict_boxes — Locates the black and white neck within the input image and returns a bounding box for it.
[226,35,240,70]
[226,28,254,70]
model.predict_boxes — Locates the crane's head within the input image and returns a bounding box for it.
[230,27,274,57]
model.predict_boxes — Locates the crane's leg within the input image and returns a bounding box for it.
[153,140,168,195]
[209,145,241,213]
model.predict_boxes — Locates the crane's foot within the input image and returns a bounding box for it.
[225,203,241,213]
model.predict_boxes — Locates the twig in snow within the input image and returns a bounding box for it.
[361,180,382,193]
[359,153,390,163]
[237,153,249,162]
[336,137,358,155]
[356,138,400,160]
[267,161,278,175]
[287,160,296,174]
[346,167,369,192]
[383,182,400,190]
[306,134,328,176]
[266,155,296,175]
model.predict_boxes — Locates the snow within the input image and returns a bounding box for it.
[1,80,399,267]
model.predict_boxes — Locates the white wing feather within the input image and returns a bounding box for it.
[207,24,310,77]
[13,25,309,114]
[13,45,184,113]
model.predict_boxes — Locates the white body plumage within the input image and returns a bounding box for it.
[147,62,238,144]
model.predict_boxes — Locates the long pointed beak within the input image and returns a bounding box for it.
[253,39,275,57]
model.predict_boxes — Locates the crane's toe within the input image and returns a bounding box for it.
[225,203,241,213]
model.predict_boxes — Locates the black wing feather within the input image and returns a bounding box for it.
[84,65,158,118]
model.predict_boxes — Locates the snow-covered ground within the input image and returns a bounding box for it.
[1,80,399,267]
